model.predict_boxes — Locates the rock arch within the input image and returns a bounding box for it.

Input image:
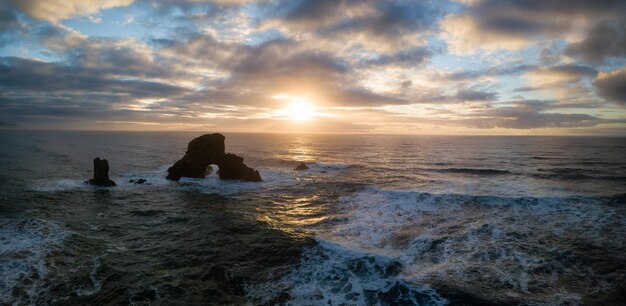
[166,133,261,182]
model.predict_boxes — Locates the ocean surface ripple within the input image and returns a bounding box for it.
[1,131,624,305]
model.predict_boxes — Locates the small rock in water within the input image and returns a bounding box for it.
[295,162,309,171]
[129,178,148,184]
[86,157,116,187]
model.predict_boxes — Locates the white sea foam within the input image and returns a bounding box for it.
[30,179,90,192]
[313,162,353,169]
[75,256,102,297]
[246,239,448,306]
[181,168,296,195]
[309,187,624,303]
[0,218,73,305]
[29,165,296,195]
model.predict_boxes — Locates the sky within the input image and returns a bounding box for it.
[0,0,625,135]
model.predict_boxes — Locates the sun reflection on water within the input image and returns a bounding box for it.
[255,195,331,239]
[287,137,316,162]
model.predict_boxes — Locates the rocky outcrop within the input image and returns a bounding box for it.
[217,153,262,181]
[87,157,116,187]
[295,162,309,170]
[166,133,225,180]
[166,133,261,182]
[129,178,147,184]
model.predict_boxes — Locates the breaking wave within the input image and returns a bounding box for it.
[0,218,73,305]
[246,240,448,306]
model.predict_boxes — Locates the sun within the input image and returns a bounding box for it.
[283,97,315,121]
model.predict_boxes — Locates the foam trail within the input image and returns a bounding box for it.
[29,166,296,195]
[0,218,73,305]
[311,187,625,304]
[246,239,448,306]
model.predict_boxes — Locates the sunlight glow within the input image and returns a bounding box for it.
[282,97,315,121]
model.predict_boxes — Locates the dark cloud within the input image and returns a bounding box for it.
[470,99,622,129]
[539,47,560,65]
[513,86,538,92]
[282,0,350,23]
[542,65,598,78]
[488,112,607,129]
[0,2,22,47]
[321,1,441,38]
[328,88,406,106]
[393,98,619,129]
[565,19,626,64]
[0,3,19,33]
[363,47,432,67]
[448,0,626,51]
[447,64,536,81]
[455,89,497,101]
[594,68,626,104]
[474,0,626,16]
[228,40,347,81]
[0,57,188,120]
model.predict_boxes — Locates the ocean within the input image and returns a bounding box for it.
[1,131,625,305]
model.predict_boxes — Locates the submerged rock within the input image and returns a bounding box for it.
[166,133,261,182]
[87,157,116,187]
[129,178,148,184]
[295,162,309,171]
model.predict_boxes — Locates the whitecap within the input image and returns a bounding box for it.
[313,162,353,169]
[0,218,73,305]
[246,238,447,306]
[310,186,624,303]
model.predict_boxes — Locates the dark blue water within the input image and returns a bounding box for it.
[1,131,625,305]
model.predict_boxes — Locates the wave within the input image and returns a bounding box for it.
[306,187,625,304]
[0,218,73,305]
[313,162,353,169]
[245,239,447,306]
[532,167,626,181]
[530,156,553,160]
[424,168,512,175]
[29,166,297,196]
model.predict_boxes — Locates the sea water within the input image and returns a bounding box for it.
[1,131,624,305]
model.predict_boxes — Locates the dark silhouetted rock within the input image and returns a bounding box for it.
[295,162,309,170]
[166,133,262,182]
[129,178,147,184]
[166,133,225,180]
[87,157,116,187]
[218,153,262,182]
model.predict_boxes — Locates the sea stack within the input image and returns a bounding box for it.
[166,133,261,182]
[87,157,116,187]
[295,162,309,170]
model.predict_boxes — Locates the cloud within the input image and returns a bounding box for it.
[446,64,536,81]
[0,57,188,120]
[594,68,626,104]
[363,47,432,67]
[442,0,626,53]
[565,19,626,64]
[11,0,135,22]
[454,89,497,101]
[527,65,598,83]
[263,0,442,53]
[0,3,19,33]
[520,65,599,102]
[386,99,621,130]
[0,0,624,133]
[321,1,441,37]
